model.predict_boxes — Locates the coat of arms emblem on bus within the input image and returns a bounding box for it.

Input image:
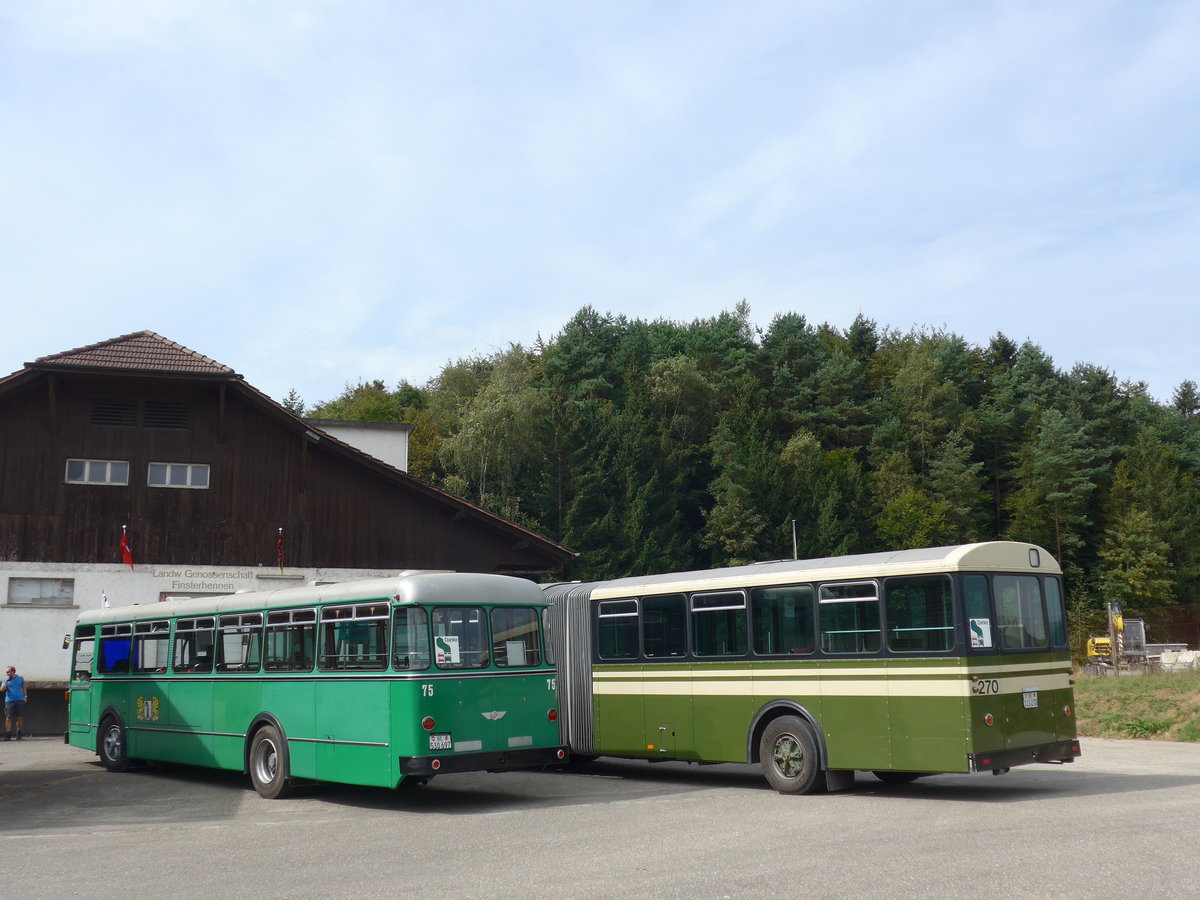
[135,695,161,722]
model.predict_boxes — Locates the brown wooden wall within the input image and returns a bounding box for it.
[0,372,567,574]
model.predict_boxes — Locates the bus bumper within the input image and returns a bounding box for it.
[968,739,1081,773]
[399,745,569,777]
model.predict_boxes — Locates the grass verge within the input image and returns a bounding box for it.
[1073,669,1200,741]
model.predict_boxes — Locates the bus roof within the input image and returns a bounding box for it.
[76,571,548,626]
[588,541,1058,600]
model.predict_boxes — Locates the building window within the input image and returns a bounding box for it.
[7,577,75,606]
[148,462,210,489]
[66,459,130,486]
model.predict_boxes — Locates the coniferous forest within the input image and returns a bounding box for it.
[293,304,1200,623]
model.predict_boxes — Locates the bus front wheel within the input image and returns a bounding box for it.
[760,715,822,794]
[99,717,130,773]
[249,724,293,800]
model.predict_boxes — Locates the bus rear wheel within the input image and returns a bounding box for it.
[99,717,130,773]
[760,715,822,794]
[249,724,293,800]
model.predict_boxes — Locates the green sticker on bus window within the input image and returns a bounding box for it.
[970,618,993,648]
[435,635,460,665]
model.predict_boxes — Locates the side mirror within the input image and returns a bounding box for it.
[62,633,71,650]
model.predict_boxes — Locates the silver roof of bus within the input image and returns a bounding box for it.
[76,571,547,625]
[589,541,1058,600]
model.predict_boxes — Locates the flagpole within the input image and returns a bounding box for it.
[277,527,285,574]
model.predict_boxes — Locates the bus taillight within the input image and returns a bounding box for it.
[421,716,435,731]
[431,759,441,771]
[984,713,995,726]
[547,708,558,722]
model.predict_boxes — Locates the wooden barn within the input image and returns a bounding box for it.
[0,331,575,732]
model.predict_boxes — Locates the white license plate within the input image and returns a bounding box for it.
[429,733,452,751]
[1022,689,1038,709]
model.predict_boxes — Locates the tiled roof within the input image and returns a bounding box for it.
[31,331,236,376]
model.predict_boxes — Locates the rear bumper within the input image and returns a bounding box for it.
[399,745,568,777]
[968,739,1081,772]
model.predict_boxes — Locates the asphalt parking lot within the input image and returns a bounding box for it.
[4,736,1200,899]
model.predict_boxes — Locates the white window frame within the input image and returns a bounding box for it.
[65,458,130,486]
[147,462,211,489]
[7,577,76,606]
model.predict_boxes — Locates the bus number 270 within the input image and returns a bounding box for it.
[971,677,999,695]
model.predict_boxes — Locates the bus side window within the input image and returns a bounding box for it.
[818,582,881,654]
[217,614,263,672]
[750,585,814,655]
[98,624,132,674]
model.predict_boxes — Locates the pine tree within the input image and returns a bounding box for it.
[1005,408,1102,567]
[1096,507,1175,607]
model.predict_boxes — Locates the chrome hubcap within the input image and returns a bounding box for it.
[255,739,278,783]
[773,733,804,778]
[103,726,122,760]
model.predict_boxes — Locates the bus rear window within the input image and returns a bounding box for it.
[432,606,489,668]
[995,575,1048,650]
[393,607,430,670]
[491,606,543,667]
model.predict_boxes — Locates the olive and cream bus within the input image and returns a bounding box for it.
[545,542,1079,793]
[67,572,566,798]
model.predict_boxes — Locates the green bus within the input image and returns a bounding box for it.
[67,572,567,798]
[545,541,1080,793]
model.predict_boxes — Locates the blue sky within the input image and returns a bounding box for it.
[2,1,1197,408]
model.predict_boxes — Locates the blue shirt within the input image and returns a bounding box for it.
[2,674,25,702]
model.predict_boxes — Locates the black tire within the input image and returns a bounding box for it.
[873,771,922,784]
[99,717,130,773]
[759,715,822,794]
[248,724,293,799]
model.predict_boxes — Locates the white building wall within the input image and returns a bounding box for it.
[311,421,411,472]
[1,560,402,687]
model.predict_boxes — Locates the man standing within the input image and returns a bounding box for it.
[2,665,27,740]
